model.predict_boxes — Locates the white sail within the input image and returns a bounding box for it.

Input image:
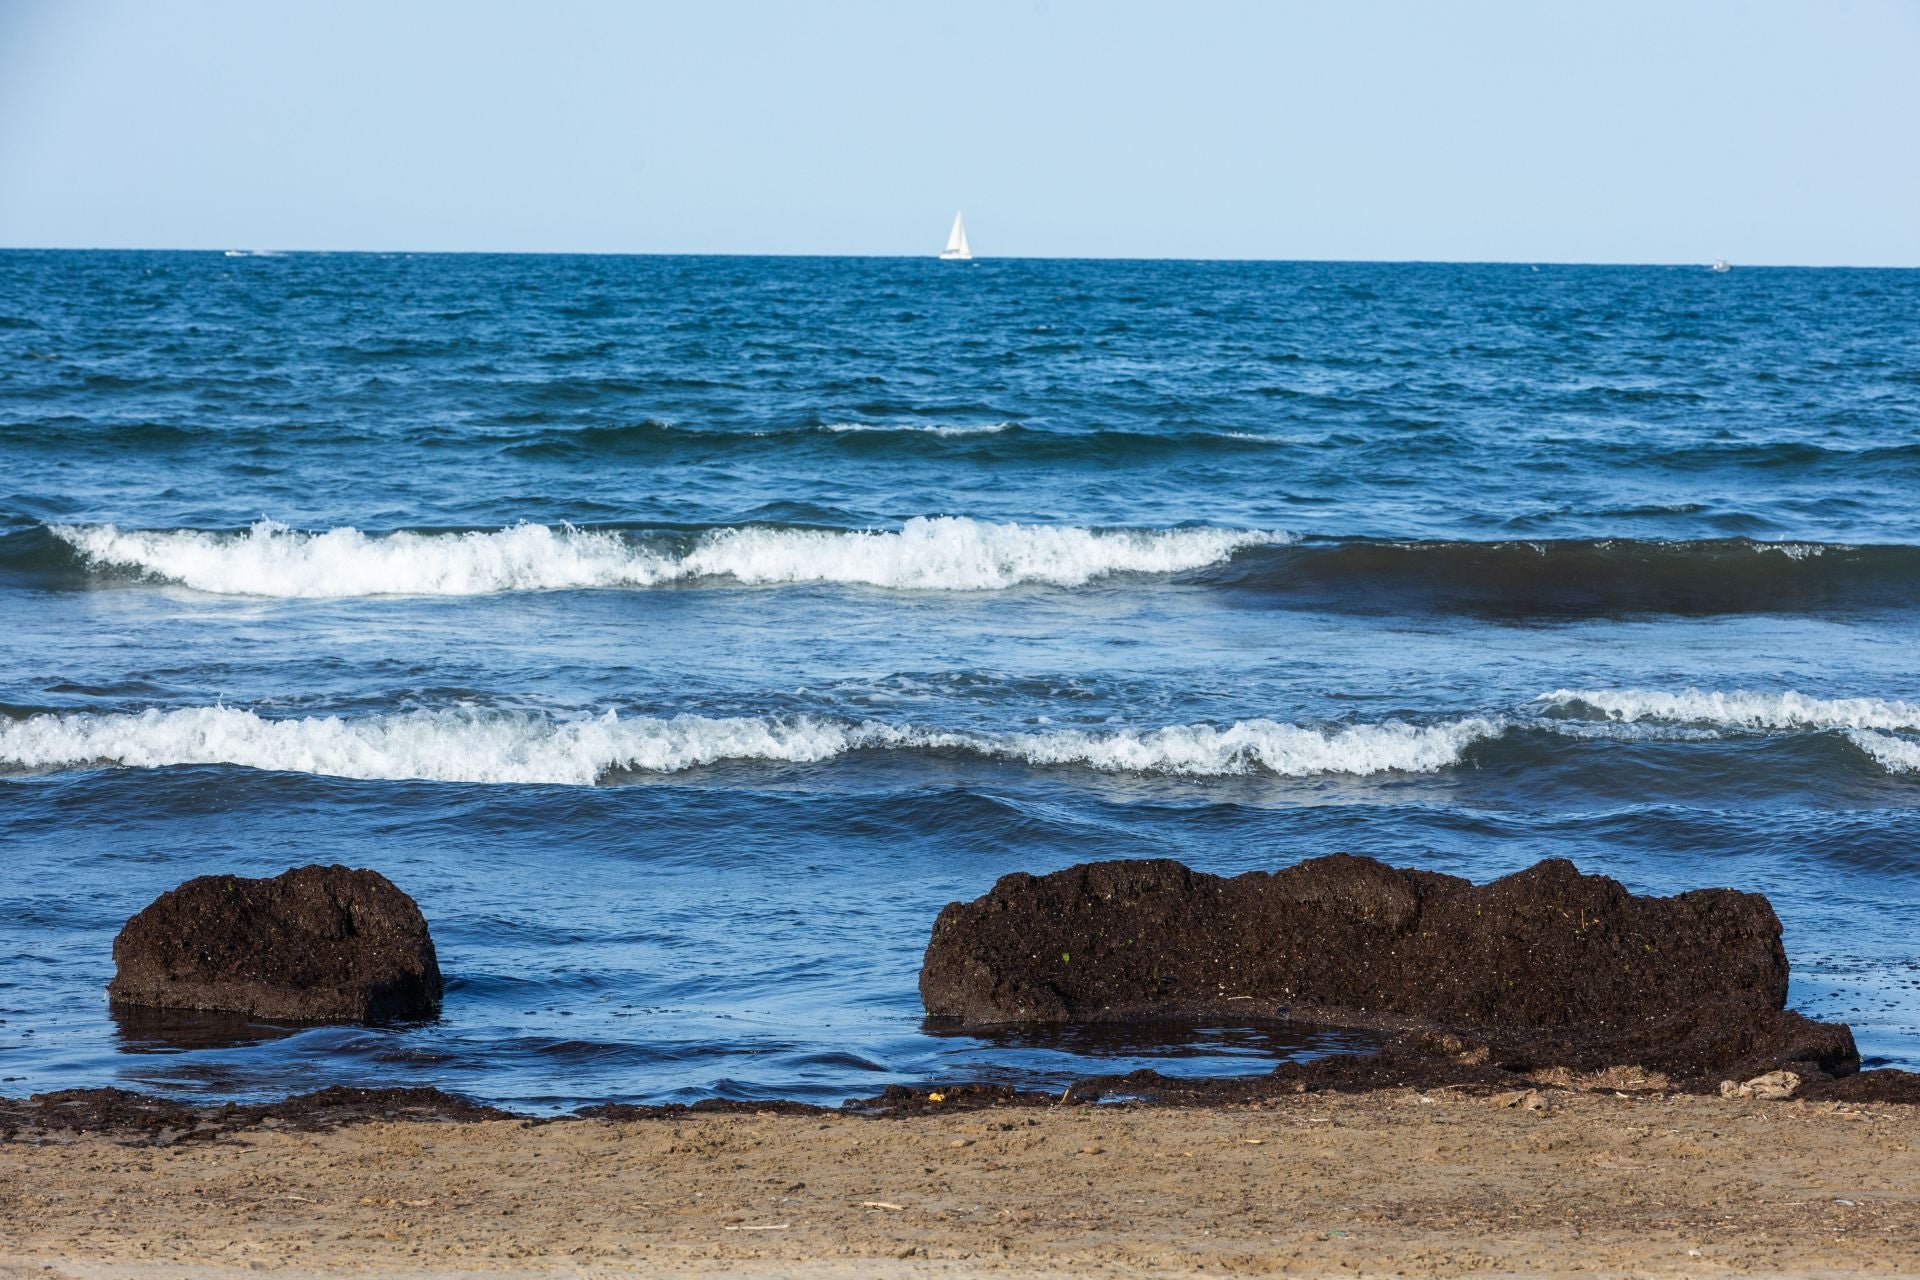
[939,211,972,260]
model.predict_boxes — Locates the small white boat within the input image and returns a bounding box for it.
[1710,259,1731,273]
[939,211,973,261]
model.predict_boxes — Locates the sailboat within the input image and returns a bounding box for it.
[939,211,973,261]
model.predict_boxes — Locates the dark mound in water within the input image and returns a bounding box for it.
[109,865,443,1022]
[919,855,1857,1079]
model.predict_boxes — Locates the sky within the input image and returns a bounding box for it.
[1,0,1916,264]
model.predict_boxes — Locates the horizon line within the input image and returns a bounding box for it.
[2,246,1916,270]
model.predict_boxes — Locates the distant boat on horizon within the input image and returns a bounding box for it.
[1710,259,1731,273]
[939,211,973,261]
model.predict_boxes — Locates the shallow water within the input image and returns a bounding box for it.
[2,252,1917,1107]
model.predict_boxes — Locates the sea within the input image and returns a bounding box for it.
[2,250,1917,1110]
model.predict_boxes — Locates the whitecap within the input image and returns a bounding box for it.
[914,716,1503,777]
[55,520,666,598]
[1536,688,1920,732]
[0,706,1498,786]
[1848,730,1920,774]
[52,518,1289,598]
[817,422,1013,437]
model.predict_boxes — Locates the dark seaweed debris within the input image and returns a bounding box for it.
[109,864,443,1023]
[0,1086,513,1145]
[920,854,1858,1080]
[6,1061,1917,1143]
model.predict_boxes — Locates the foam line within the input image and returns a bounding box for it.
[1538,688,1920,732]
[0,706,1497,785]
[51,518,1289,597]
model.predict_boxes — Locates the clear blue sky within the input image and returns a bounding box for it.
[2,0,1916,263]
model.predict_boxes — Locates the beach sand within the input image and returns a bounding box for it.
[3,1088,1914,1278]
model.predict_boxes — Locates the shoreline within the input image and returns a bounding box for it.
[8,1048,1917,1140]
[5,1085,1914,1278]
[15,1043,1920,1143]
[9,1013,1919,1139]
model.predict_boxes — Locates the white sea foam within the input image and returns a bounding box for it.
[1757,542,1830,561]
[0,707,1499,785]
[671,520,1285,591]
[1848,730,1920,774]
[1537,688,1920,732]
[52,518,1287,597]
[56,521,660,598]
[0,707,867,786]
[921,716,1504,777]
[818,422,1013,437]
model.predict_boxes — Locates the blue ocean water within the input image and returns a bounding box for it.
[2,250,1917,1109]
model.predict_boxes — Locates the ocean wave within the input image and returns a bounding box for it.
[53,521,652,597]
[1206,538,1920,615]
[49,518,1288,597]
[1539,688,1920,732]
[1848,730,1920,774]
[1643,439,1920,472]
[817,422,1013,437]
[497,419,1291,462]
[30,525,1920,613]
[915,717,1502,778]
[0,707,1502,785]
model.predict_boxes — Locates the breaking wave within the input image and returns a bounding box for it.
[9,694,1919,786]
[0,706,1499,786]
[24,525,1920,613]
[1539,688,1920,732]
[1849,730,1920,774]
[48,518,1289,598]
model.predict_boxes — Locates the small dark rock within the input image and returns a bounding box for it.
[109,864,442,1022]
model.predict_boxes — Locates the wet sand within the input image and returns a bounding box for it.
[3,1088,1915,1277]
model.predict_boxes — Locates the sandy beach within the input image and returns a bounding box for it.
[4,1087,1915,1278]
